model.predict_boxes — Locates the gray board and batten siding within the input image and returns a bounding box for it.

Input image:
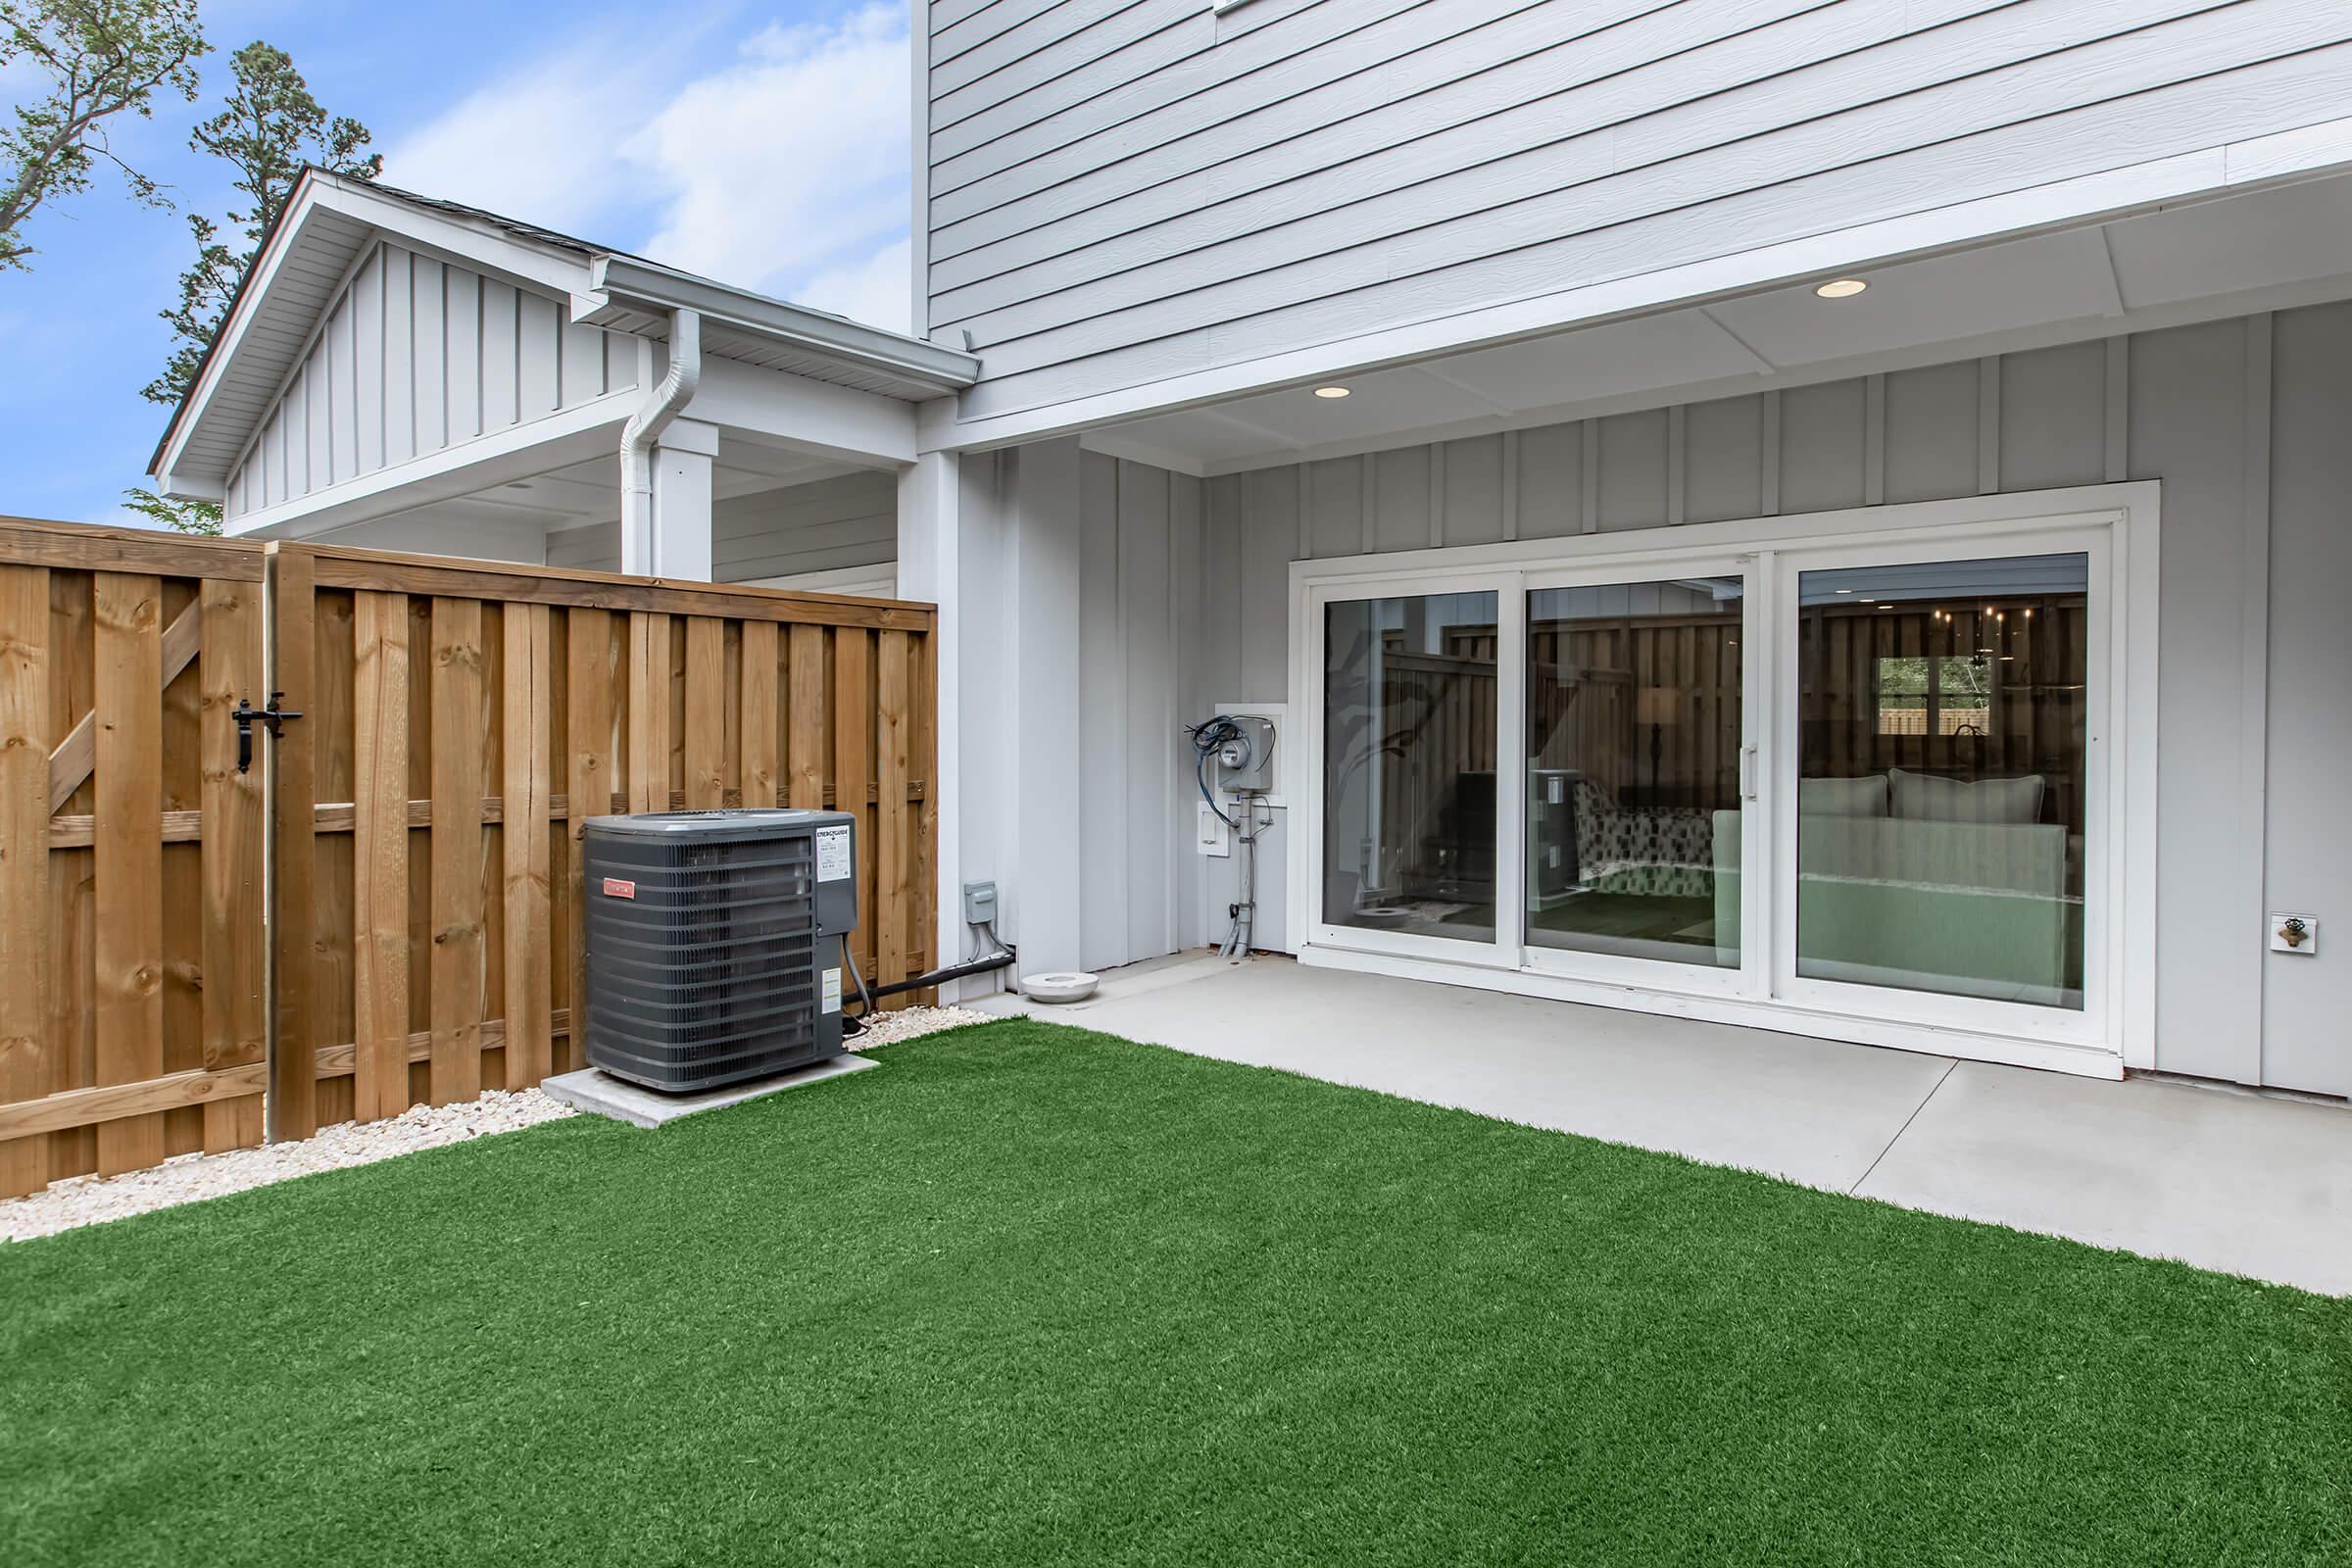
[223,240,639,522]
[957,310,2346,1099]
[919,0,2352,421]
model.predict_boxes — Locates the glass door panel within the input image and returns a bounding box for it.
[1792,553,2088,1008]
[1322,591,1500,943]
[1525,578,1743,968]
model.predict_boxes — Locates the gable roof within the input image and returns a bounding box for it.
[150,171,978,495]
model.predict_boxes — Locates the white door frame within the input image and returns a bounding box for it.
[1287,482,2160,1079]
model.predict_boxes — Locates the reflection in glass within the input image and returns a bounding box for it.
[1322,592,1499,942]
[1525,580,1743,967]
[1783,554,2087,1007]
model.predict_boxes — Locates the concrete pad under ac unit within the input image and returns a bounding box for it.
[543,1054,878,1129]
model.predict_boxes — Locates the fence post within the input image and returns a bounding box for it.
[265,544,318,1143]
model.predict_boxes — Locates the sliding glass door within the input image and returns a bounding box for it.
[1774,538,2104,1032]
[1321,589,1502,947]
[1299,497,2132,1065]
[1522,573,1748,976]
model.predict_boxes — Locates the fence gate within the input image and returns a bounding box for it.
[0,521,269,1198]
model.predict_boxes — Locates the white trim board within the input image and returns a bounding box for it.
[1284,482,2162,1078]
[925,115,2352,457]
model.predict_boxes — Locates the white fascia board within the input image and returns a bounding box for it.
[925,115,2352,456]
[220,393,636,540]
[155,172,600,490]
[311,179,591,299]
[156,471,225,503]
[689,357,919,467]
[578,256,980,391]
[150,184,343,485]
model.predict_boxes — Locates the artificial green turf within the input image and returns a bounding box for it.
[3,1021,2345,1567]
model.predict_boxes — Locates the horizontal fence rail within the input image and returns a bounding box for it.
[0,518,938,1193]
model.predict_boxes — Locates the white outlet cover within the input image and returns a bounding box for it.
[2269,913,2318,955]
[1197,800,1232,858]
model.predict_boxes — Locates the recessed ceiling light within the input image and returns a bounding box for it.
[1313,385,1351,399]
[1835,587,1853,594]
[1815,278,1869,299]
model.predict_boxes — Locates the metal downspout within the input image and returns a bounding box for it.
[619,308,703,572]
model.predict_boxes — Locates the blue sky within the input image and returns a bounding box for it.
[0,0,909,525]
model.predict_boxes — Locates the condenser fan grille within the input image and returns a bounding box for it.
[582,810,856,1092]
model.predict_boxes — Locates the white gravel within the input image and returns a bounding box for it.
[2,1004,998,1244]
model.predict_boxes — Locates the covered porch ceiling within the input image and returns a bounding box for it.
[305,436,866,560]
[1082,165,2352,477]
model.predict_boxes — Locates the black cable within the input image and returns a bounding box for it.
[1186,715,1245,827]
[842,941,878,1033]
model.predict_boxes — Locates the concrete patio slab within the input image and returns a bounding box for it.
[975,953,2352,1295]
[1855,1062,2352,1295]
[983,955,1956,1194]
[544,1054,877,1129]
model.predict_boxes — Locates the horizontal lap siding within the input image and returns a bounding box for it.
[223,243,632,522]
[924,0,2352,419]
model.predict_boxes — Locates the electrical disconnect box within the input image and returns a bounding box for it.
[1217,714,1277,794]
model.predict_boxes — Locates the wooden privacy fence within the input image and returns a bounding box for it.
[0,517,938,1197]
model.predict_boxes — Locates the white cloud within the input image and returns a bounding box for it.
[623,6,910,312]
[383,6,914,332]
[795,236,911,333]
[381,43,678,234]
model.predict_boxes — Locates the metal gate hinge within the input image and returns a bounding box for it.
[231,692,304,773]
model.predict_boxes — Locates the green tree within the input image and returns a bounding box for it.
[131,40,380,532]
[0,0,206,270]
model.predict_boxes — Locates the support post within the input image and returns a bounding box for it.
[626,416,716,581]
[1007,436,1087,977]
[897,444,964,997]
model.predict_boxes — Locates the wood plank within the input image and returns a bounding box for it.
[92,572,165,1177]
[429,597,485,1104]
[787,624,827,808]
[0,564,50,1195]
[876,630,912,1005]
[198,578,265,1155]
[564,607,612,1074]
[740,620,778,808]
[0,1062,267,1142]
[627,612,671,812]
[309,1008,567,1081]
[0,515,267,580]
[47,598,199,812]
[683,615,725,808]
[352,591,411,1122]
[304,545,933,630]
[913,627,939,1004]
[267,546,319,1140]
[833,628,874,978]
[502,603,553,1090]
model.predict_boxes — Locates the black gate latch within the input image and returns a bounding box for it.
[231,693,304,773]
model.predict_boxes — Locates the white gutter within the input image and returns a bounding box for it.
[618,309,702,571]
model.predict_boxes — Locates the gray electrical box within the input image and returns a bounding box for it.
[581,808,858,1093]
[1218,714,1278,794]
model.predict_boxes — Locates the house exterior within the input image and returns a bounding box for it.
[153,0,2352,1098]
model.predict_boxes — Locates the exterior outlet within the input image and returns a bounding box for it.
[1197,801,1232,858]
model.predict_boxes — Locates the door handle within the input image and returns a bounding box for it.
[1740,746,1758,800]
